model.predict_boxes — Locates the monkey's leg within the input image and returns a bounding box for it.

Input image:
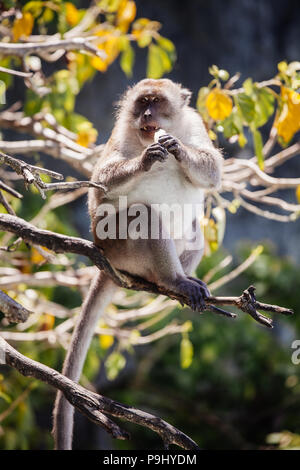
[143,238,208,312]
[179,249,210,299]
[52,270,116,450]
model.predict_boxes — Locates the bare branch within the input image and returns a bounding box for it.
[0,336,199,450]
[0,214,293,328]
[0,65,33,77]
[0,151,106,199]
[0,289,32,323]
[208,247,262,292]
[0,37,106,60]
[0,179,23,199]
[0,190,15,215]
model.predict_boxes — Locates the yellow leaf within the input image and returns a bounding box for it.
[238,133,247,148]
[132,17,150,39]
[117,0,136,32]
[228,199,240,214]
[296,185,300,203]
[91,35,120,72]
[274,86,300,143]
[278,61,288,73]
[208,129,217,141]
[66,2,79,26]
[204,218,219,253]
[99,334,114,349]
[180,337,193,369]
[12,12,34,41]
[39,314,55,331]
[76,126,98,147]
[31,247,47,264]
[205,88,233,121]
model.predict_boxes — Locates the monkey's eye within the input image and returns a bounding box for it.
[153,97,159,103]
[140,97,149,104]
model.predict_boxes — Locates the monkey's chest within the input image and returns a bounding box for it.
[129,159,203,206]
[127,159,204,239]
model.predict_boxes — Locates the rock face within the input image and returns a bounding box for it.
[75,0,300,260]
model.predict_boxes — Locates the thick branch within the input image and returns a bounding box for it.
[0,289,32,323]
[0,214,293,328]
[0,336,199,450]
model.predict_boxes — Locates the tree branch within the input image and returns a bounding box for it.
[0,214,293,328]
[0,37,106,60]
[0,151,106,199]
[0,335,199,450]
[0,289,32,323]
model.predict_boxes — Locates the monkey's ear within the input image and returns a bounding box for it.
[180,87,192,106]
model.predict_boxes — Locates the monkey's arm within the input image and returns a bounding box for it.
[180,145,223,189]
[158,134,223,189]
[92,144,168,194]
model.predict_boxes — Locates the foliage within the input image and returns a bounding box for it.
[0,0,299,451]
[0,0,176,143]
[110,244,300,450]
[197,62,300,170]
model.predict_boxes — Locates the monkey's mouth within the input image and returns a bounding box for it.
[140,125,159,136]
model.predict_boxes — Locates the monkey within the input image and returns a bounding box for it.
[53,78,223,449]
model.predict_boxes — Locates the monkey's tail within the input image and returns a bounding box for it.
[52,270,117,450]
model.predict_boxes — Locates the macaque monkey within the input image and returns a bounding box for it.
[53,78,223,449]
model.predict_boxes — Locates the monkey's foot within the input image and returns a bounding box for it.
[175,277,207,312]
[187,276,210,298]
[185,277,236,319]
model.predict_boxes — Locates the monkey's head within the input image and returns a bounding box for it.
[118,79,192,145]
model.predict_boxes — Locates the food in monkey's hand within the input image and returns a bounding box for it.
[154,128,167,143]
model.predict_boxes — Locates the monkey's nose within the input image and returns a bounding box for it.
[143,109,152,119]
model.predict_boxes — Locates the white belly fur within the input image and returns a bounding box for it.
[127,157,204,251]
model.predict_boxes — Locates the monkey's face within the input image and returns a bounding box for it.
[133,92,173,144]
[119,79,192,146]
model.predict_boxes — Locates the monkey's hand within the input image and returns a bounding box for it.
[158,134,185,161]
[141,143,168,171]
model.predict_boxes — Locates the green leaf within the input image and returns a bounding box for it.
[0,390,12,403]
[23,1,44,17]
[137,31,152,48]
[97,0,122,12]
[208,64,219,79]
[252,128,264,170]
[120,42,135,77]
[156,36,176,63]
[253,88,275,128]
[24,89,43,116]
[238,132,248,147]
[236,93,256,124]
[221,110,243,138]
[105,351,126,381]
[196,86,210,121]
[0,57,13,88]
[243,78,254,96]
[147,44,166,79]
[180,336,194,369]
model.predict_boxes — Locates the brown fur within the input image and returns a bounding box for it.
[53,79,223,449]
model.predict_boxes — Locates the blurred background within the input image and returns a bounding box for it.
[1,0,300,450]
